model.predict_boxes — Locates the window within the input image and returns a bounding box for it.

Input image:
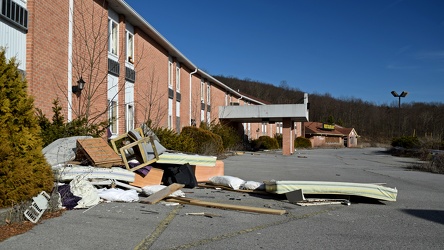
[262,122,267,135]
[126,31,134,63]
[176,101,180,133]
[207,83,211,104]
[168,98,173,129]
[200,79,204,102]
[0,0,28,30]
[108,19,118,55]
[126,104,134,132]
[168,56,173,89]
[108,100,118,134]
[176,62,180,92]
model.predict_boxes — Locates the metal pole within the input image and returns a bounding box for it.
[398,96,401,136]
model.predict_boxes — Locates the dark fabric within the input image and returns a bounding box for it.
[58,184,81,210]
[160,163,197,188]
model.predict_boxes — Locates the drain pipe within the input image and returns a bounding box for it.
[67,0,74,121]
[189,68,198,125]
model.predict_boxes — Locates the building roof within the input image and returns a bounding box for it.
[335,125,358,137]
[304,122,347,137]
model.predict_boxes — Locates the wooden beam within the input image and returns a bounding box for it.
[140,183,185,204]
[165,197,286,215]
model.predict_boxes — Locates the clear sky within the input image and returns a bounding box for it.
[124,0,444,105]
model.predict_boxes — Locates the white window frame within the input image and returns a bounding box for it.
[207,83,211,104]
[176,62,181,92]
[108,18,118,56]
[168,56,173,89]
[108,100,118,134]
[168,98,173,129]
[201,110,205,124]
[107,75,119,137]
[176,101,181,132]
[200,79,204,102]
[125,81,135,132]
[262,122,267,135]
[126,104,134,132]
[126,31,134,64]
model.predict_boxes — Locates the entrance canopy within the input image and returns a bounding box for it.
[218,103,309,123]
[218,94,309,155]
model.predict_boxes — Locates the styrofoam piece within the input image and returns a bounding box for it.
[24,191,51,223]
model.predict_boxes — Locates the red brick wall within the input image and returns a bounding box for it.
[72,0,109,123]
[179,66,191,127]
[133,27,169,128]
[27,0,69,117]
[190,73,202,126]
[210,83,226,124]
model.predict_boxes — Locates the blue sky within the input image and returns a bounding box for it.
[124,0,444,105]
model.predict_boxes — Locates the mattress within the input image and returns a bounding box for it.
[53,165,135,183]
[156,152,217,167]
[265,180,398,201]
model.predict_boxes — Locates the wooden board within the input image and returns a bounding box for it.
[165,197,286,215]
[140,183,185,204]
[76,138,122,167]
[130,168,164,187]
[192,160,224,182]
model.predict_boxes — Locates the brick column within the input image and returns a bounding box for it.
[282,118,294,155]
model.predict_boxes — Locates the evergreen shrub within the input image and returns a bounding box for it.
[181,126,224,155]
[0,49,53,208]
[203,122,242,150]
[295,137,312,148]
[391,136,420,149]
[152,127,197,153]
[274,133,283,148]
[251,136,279,151]
[36,99,108,147]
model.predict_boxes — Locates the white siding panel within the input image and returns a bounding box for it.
[0,22,26,71]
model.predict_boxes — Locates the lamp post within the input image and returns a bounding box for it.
[391,90,408,136]
[72,77,86,116]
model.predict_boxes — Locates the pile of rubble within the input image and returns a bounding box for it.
[23,128,399,223]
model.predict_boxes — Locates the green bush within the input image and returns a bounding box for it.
[202,122,242,150]
[251,136,279,151]
[274,133,283,148]
[152,127,196,153]
[295,137,312,148]
[391,136,420,149]
[181,126,224,155]
[0,49,53,208]
[36,99,108,147]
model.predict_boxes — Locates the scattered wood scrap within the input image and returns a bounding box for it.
[165,197,287,215]
[185,212,222,218]
[285,189,351,206]
[140,183,185,204]
[197,183,269,195]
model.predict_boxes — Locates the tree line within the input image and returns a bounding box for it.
[215,75,444,143]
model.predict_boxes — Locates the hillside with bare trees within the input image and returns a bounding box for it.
[215,75,444,144]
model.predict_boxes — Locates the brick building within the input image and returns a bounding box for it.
[1,0,308,154]
[304,122,359,148]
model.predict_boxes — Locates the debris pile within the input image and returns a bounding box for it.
[25,127,398,223]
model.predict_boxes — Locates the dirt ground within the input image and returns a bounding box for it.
[0,210,64,242]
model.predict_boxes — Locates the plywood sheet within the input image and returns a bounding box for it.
[76,138,122,167]
[130,168,164,187]
[192,160,224,182]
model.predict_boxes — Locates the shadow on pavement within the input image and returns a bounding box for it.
[401,209,444,225]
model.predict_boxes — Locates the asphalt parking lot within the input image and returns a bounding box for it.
[2,147,444,250]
